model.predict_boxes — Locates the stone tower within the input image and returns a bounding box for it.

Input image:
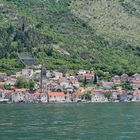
[40,65,47,94]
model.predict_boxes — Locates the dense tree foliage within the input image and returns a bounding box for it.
[121,82,133,90]
[15,76,35,89]
[15,76,28,88]
[104,92,113,101]
[82,92,92,101]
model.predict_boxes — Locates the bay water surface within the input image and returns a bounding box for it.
[0,103,140,140]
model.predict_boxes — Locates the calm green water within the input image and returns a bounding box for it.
[0,103,140,140]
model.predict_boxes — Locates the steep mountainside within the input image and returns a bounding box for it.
[71,0,140,45]
[0,0,140,76]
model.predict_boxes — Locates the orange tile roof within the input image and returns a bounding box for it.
[0,72,6,75]
[3,90,14,94]
[48,91,65,96]
[33,92,41,97]
[0,82,6,86]
[51,83,59,86]
[15,88,26,92]
[74,90,84,96]
[79,73,94,77]
[10,86,16,89]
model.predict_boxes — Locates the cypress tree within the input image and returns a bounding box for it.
[83,76,87,87]
[93,73,98,84]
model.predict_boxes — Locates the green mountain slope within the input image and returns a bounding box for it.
[70,0,140,45]
[0,0,140,76]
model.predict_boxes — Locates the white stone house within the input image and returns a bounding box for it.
[22,69,34,78]
[91,90,108,102]
[112,75,121,84]
[0,72,7,79]
[73,89,84,102]
[120,74,129,82]
[132,73,140,81]
[132,90,140,101]
[101,82,114,89]
[40,94,48,103]
[131,81,140,90]
[5,77,17,85]
[12,93,25,103]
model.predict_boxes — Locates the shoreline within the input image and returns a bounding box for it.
[1,101,140,104]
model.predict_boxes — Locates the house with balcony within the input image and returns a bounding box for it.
[112,75,121,84]
[132,73,140,81]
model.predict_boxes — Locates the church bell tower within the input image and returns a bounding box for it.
[40,65,47,94]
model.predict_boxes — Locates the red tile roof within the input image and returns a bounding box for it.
[132,81,140,84]
[102,82,114,85]
[133,90,140,95]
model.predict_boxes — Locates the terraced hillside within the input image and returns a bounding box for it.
[0,0,140,76]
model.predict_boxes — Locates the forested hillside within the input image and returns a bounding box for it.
[0,0,140,76]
